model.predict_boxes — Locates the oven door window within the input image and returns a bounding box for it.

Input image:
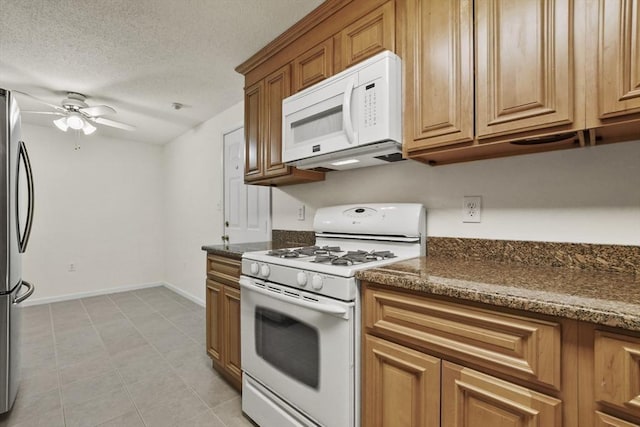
[255,306,319,389]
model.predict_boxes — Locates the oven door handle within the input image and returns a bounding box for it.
[239,279,352,316]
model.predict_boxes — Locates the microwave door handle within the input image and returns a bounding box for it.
[342,78,356,144]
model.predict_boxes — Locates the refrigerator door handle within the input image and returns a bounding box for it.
[14,281,34,304]
[17,140,34,253]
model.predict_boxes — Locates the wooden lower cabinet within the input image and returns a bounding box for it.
[363,334,441,427]
[363,282,640,427]
[221,285,242,385]
[442,362,561,427]
[205,255,242,391]
[580,325,640,426]
[595,412,640,427]
[362,282,575,427]
[206,280,222,364]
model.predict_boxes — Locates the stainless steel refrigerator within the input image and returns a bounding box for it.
[0,89,35,414]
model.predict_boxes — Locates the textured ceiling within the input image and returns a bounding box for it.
[0,0,323,144]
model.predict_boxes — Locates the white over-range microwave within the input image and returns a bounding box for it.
[282,50,402,171]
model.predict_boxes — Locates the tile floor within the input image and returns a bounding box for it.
[0,286,255,427]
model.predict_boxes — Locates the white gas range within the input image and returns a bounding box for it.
[240,203,426,427]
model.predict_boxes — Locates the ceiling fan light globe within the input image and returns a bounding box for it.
[53,117,68,131]
[82,122,96,135]
[67,113,85,130]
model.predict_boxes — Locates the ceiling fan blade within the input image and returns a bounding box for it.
[79,105,116,117]
[12,90,66,112]
[22,111,66,116]
[93,117,135,131]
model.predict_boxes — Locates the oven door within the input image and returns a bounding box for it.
[240,276,355,427]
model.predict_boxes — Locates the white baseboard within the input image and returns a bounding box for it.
[161,282,205,307]
[22,282,164,306]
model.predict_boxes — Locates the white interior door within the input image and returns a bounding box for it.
[223,127,271,244]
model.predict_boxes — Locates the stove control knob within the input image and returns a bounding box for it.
[260,264,270,277]
[296,272,308,286]
[311,274,323,290]
[250,262,259,275]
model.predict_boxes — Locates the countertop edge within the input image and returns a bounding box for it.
[356,263,640,332]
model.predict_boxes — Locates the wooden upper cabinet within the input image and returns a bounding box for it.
[339,1,395,71]
[244,81,263,181]
[475,0,576,138]
[293,39,334,93]
[593,0,640,121]
[403,0,474,152]
[442,362,563,427]
[263,65,291,177]
[243,65,324,185]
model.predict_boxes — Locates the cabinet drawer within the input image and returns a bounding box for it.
[364,285,562,388]
[594,331,640,417]
[207,255,241,287]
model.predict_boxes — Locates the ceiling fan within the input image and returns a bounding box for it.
[18,91,135,135]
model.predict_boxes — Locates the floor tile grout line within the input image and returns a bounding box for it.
[106,291,217,416]
[47,303,68,427]
[78,297,147,427]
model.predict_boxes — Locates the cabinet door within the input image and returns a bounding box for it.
[205,279,222,363]
[244,80,263,181]
[403,0,473,152]
[293,39,333,93]
[340,1,395,71]
[263,65,292,178]
[222,285,242,388]
[594,331,640,417]
[596,0,640,120]
[475,0,574,138]
[362,335,440,427]
[442,361,562,427]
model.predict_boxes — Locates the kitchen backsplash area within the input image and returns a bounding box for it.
[428,237,640,275]
[272,140,640,247]
[271,230,315,248]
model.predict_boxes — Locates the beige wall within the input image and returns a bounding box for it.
[162,101,244,304]
[273,141,640,245]
[21,123,165,303]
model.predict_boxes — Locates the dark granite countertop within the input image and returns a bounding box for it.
[356,256,640,331]
[201,242,274,260]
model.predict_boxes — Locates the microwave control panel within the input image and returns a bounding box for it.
[363,82,377,128]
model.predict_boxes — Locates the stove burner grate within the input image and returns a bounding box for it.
[311,250,396,266]
[268,246,343,258]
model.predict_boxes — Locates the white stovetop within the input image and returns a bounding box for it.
[242,238,422,278]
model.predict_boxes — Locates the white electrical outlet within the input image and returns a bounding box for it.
[68,263,76,272]
[297,204,305,221]
[463,196,482,223]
